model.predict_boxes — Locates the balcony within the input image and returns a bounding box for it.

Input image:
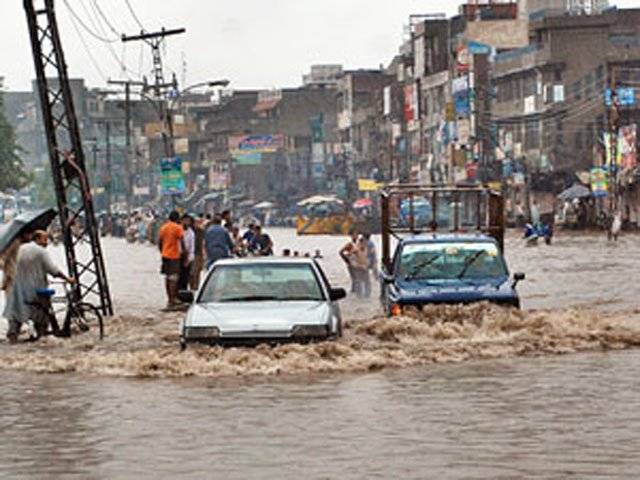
[494,43,553,77]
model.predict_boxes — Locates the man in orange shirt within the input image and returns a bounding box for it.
[158,210,184,308]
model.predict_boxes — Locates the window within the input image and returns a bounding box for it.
[525,121,540,150]
[554,69,563,82]
[574,80,582,101]
[201,264,324,303]
[584,73,594,98]
[397,242,507,280]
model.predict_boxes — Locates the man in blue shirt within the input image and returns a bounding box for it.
[204,215,235,268]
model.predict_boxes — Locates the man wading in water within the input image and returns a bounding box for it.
[158,211,185,310]
[3,230,75,343]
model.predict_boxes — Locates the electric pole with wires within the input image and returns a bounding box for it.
[24,0,113,317]
[122,28,185,159]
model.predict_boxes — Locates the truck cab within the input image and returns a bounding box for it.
[379,185,524,316]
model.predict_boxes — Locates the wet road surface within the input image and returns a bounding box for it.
[1,229,639,478]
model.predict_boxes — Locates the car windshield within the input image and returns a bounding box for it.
[200,263,325,303]
[397,242,507,281]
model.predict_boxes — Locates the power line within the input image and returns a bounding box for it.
[124,0,146,31]
[85,0,136,79]
[66,4,109,82]
[91,0,122,38]
[62,0,119,43]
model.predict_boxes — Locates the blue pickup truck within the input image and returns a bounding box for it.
[380,234,524,315]
[379,186,525,316]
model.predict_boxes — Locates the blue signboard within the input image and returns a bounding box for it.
[160,157,186,195]
[605,87,636,107]
[454,91,470,116]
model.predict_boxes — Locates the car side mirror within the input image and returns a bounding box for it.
[329,288,347,301]
[512,272,525,288]
[178,290,195,304]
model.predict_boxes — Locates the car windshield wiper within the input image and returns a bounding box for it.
[219,295,280,302]
[457,251,487,279]
[404,254,442,281]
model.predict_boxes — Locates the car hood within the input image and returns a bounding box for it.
[393,277,517,303]
[185,301,331,332]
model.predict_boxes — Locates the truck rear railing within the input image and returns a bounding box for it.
[380,185,505,271]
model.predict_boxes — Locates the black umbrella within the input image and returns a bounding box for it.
[0,208,57,255]
[558,184,591,202]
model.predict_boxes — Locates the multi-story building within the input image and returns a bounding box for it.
[336,69,393,188]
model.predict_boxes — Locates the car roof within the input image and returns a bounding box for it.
[212,257,317,266]
[400,233,496,244]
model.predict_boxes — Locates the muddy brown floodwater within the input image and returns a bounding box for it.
[1,230,640,478]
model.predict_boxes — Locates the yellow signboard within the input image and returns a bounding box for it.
[358,179,384,191]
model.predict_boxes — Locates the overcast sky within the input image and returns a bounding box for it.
[1,1,636,91]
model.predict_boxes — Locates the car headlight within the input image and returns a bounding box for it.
[292,325,329,337]
[183,326,220,339]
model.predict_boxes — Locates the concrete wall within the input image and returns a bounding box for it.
[465,19,529,49]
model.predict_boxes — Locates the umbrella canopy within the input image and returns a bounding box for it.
[353,198,373,209]
[297,195,343,207]
[253,201,275,210]
[558,184,591,202]
[0,208,57,255]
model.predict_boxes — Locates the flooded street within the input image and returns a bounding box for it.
[1,229,640,477]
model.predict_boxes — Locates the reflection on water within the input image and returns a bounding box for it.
[2,352,640,479]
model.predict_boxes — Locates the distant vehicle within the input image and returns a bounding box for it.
[296,195,354,235]
[179,258,346,348]
[379,185,525,315]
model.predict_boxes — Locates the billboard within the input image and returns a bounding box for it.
[160,157,186,195]
[619,124,637,169]
[404,84,415,122]
[590,167,608,197]
[233,152,262,166]
[229,134,285,153]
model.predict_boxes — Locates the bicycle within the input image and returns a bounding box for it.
[28,281,104,340]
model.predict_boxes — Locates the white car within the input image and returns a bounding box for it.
[179,258,346,348]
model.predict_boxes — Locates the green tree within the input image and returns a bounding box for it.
[0,90,31,191]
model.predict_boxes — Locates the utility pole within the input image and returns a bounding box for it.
[24,0,113,316]
[121,28,185,97]
[122,29,184,160]
[608,66,620,216]
[105,121,112,227]
[107,79,145,207]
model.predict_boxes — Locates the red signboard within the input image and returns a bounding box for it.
[404,84,415,122]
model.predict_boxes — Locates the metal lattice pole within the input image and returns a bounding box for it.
[24,0,113,316]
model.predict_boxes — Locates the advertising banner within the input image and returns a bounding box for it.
[454,91,470,116]
[160,157,186,195]
[404,84,415,122]
[358,179,384,192]
[590,167,608,197]
[209,170,229,190]
[383,86,392,116]
[605,87,636,107]
[619,124,637,169]
[229,134,285,153]
[233,152,262,166]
